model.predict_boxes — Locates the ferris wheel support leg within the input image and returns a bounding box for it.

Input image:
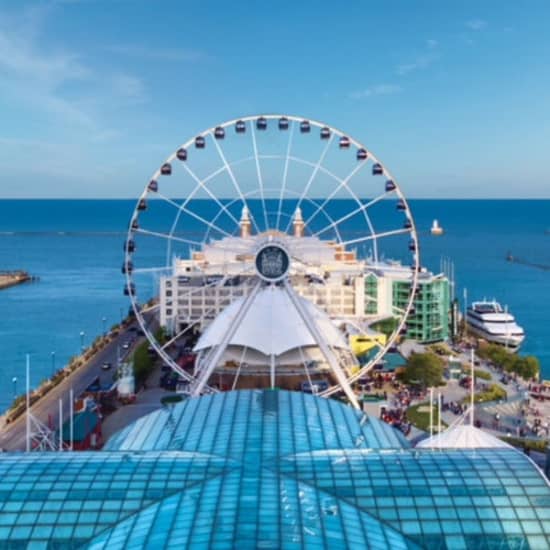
[282,281,360,409]
[190,281,262,396]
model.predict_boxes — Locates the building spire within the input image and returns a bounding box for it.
[293,207,305,237]
[240,206,251,238]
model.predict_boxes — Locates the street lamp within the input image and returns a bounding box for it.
[79,331,85,352]
[12,377,17,398]
[51,351,56,376]
[102,316,107,336]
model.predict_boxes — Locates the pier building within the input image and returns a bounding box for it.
[159,215,451,346]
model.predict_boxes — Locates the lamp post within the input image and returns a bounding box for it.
[12,377,17,398]
[79,331,85,352]
[102,316,107,336]
[51,351,56,376]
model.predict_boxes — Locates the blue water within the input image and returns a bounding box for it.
[0,199,549,412]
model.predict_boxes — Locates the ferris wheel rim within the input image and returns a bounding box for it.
[124,113,421,404]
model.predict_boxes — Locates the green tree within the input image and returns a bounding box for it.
[132,341,155,387]
[399,353,445,388]
[371,317,399,338]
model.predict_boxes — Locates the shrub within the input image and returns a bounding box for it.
[469,383,507,404]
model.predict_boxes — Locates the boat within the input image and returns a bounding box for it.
[466,300,525,351]
[430,219,444,235]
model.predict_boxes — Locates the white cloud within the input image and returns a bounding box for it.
[396,53,438,75]
[111,74,146,101]
[106,44,209,62]
[466,19,487,31]
[348,84,402,100]
[0,4,148,137]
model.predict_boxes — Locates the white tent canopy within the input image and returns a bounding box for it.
[195,285,348,357]
[416,424,512,449]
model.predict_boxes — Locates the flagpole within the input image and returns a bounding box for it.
[470,348,475,426]
[26,354,30,452]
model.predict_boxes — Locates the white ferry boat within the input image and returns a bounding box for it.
[466,300,525,351]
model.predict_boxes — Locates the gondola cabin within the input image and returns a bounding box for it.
[278,117,289,130]
[385,180,396,192]
[339,136,350,148]
[356,148,368,161]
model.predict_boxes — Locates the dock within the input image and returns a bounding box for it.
[0,270,38,290]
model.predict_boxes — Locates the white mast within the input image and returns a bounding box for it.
[470,348,475,426]
[437,392,442,446]
[69,388,74,451]
[463,287,468,336]
[58,399,63,452]
[429,387,434,440]
[25,354,30,452]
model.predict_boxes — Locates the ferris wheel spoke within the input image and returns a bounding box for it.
[283,134,334,234]
[249,122,269,231]
[157,192,233,240]
[179,152,243,232]
[303,161,368,228]
[339,227,412,248]
[135,227,203,248]
[231,346,249,391]
[210,134,261,235]
[310,191,390,238]
[276,121,296,232]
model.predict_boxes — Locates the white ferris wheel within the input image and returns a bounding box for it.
[123,114,420,409]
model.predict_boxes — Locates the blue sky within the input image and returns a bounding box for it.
[1,0,549,198]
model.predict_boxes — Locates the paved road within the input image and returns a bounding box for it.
[0,318,150,451]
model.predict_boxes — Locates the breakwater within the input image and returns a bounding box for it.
[0,270,38,290]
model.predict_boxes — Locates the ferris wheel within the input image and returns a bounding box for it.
[123,114,420,409]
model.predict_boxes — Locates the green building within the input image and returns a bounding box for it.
[365,264,451,343]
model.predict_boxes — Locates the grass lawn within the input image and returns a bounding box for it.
[407,402,447,433]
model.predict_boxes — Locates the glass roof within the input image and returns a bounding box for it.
[104,389,410,454]
[0,390,548,549]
